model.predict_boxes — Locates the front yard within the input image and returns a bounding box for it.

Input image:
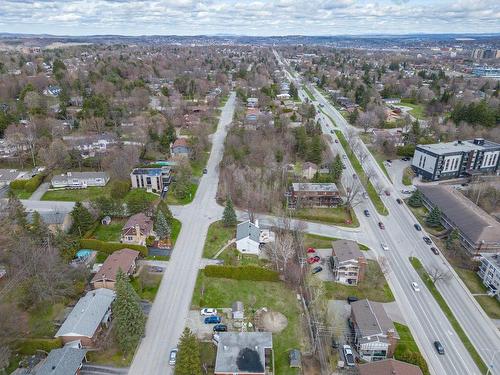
[203,221,236,258]
[166,183,198,205]
[291,207,359,227]
[42,185,113,201]
[324,260,394,302]
[192,272,304,375]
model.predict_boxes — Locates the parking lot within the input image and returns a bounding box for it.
[186,308,234,340]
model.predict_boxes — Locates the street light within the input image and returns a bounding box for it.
[483,348,500,375]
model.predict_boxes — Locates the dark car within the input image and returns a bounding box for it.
[204,316,221,324]
[213,324,228,332]
[334,139,339,143]
[396,198,403,204]
[434,341,445,355]
[331,337,339,349]
[378,221,385,230]
[203,168,208,174]
[312,266,323,274]
[347,296,359,304]
[414,223,422,231]
[364,209,370,217]
[423,236,432,245]
[402,157,411,161]
[430,247,439,255]
[384,190,391,196]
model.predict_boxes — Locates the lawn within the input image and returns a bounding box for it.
[410,257,487,374]
[335,131,388,216]
[191,152,210,177]
[91,219,126,242]
[303,233,369,251]
[403,166,414,186]
[368,146,391,181]
[11,189,33,199]
[202,221,236,258]
[28,303,66,337]
[131,268,162,302]
[394,322,430,375]
[166,183,198,205]
[319,108,337,127]
[324,260,394,302]
[192,273,303,375]
[170,218,182,246]
[291,207,359,227]
[41,185,113,201]
[401,102,426,119]
[217,247,266,267]
[86,339,133,367]
[199,342,217,375]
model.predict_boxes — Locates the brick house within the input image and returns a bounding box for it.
[91,248,140,290]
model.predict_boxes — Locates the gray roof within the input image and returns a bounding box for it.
[418,185,500,245]
[51,172,109,184]
[236,220,261,243]
[480,253,500,272]
[417,138,500,155]
[55,288,115,338]
[27,211,68,225]
[0,169,25,182]
[332,240,364,263]
[215,332,273,374]
[36,347,87,375]
[351,299,399,344]
[292,182,338,193]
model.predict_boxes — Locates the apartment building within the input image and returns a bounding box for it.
[329,239,366,285]
[130,166,172,193]
[286,183,342,208]
[478,253,500,301]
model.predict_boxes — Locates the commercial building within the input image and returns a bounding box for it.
[412,138,500,181]
[51,172,110,189]
[130,166,172,193]
[478,253,500,301]
[418,185,500,254]
[286,183,342,208]
[329,240,366,285]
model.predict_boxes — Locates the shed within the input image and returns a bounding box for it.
[289,349,301,368]
[232,301,244,320]
[101,216,111,225]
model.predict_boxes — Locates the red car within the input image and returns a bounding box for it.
[307,256,320,264]
[307,247,316,254]
[378,221,385,229]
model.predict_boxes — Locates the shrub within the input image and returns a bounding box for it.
[15,338,62,354]
[10,179,27,190]
[24,174,44,193]
[203,265,279,282]
[80,238,148,256]
[111,180,131,199]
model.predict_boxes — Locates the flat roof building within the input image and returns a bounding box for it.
[287,183,342,208]
[130,166,171,192]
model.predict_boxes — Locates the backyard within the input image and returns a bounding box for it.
[192,272,304,375]
[91,218,126,242]
[291,207,359,227]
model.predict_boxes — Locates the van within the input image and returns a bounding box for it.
[204,316,221,324]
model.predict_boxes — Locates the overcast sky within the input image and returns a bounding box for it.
[0,0,499,36]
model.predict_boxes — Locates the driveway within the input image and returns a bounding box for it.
[28,182,50,200]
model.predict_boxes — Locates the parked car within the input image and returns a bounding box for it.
[384,190,391,196]
[434,341,445,355]
[401,189,413,194]
[307,256,320,264]
[414,223,422,231]
[213,324,228,332]
[347,296,359,304]
[203,168,208,174]
[378,221,385,229]
[430,247,439,255]
[411,282,420,292]
[307,247,316,254]
[169,349,178,366]
[396,198,403,204]
[334,139,339,143]
[200,308,217,316]
[402,157,411,161]
[312,266,323,274]
[386,159,392,163]
[331,337,339,349]
[364,209,370,217]
[343,345,355,367]
[342,155,347,160]
[362,192,368,199]
[204,316,221,324]
[381,244,389,251]
[423,236,432,245]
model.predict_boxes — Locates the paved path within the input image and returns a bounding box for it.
[128,92,236,375]
[28,182,50,200]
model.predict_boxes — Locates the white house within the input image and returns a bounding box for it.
[51,172,110,189]
[236,220,274,255]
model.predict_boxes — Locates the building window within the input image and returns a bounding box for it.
[445,159,450,171]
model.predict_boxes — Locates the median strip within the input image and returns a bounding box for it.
[409,257,488,374]
[335,130,388,216]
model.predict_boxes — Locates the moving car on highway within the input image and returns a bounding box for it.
[411,282,420,292]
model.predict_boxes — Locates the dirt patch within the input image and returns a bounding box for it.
[259,310,288,333]
[302,355,321,375]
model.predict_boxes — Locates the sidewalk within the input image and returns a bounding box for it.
[28,182,50,200]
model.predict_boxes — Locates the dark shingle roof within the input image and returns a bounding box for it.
[36,346,87,375]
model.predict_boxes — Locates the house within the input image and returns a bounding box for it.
[411,138,500,181]
[418,185,500,253]
[0,169,29,186]
[276,93,291,100]
[478,253,500,301]
[27,211,72,233]
[358,358,423,375]
[170,138,191,158]
[301,162,319,180]
[247,97,259,108]
[232,301,244,320]
[51,172,110,189]
[350,299,400,362]
[120,213,154,246]
[329,240,367,285]
[286,183,342,208]
[43,85,62,97]
[382,98,401,105]
[36,346,88,375]
[236,220,274,255]
[55,288,115,347]
[130,166,172,192]
[214,332,273,375]
[246,107,259,122]
[91,248,140,290]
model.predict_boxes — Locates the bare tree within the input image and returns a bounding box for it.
[428,266,451,285]
[357,147,369,165]
[264,213,297,278]
[343,175,363,208]
[378,255,391,276]
[356,110,379,133]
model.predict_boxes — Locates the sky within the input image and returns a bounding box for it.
[0,0,499,36]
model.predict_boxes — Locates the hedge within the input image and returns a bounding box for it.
[9,174,44,193]
[203,265,280,281]
[15,338,62,354]
[10,179,27,190]
[80,238,148,256]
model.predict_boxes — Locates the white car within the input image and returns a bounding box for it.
[168,348,178,366]
[200,308,218,316]
[381,244,389,251]
[343,345,355,367]
[411,282,420,292]
[342,154,348,160]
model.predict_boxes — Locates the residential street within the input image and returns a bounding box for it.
[128,92,236,375]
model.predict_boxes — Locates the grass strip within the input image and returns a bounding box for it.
[302,85,314,101]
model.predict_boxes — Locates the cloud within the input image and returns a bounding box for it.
[0,0,498,35]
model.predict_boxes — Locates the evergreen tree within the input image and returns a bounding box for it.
[7,192,28,227]
[113,270,146,354]
[175,328,201,375]
[155,210,171,239]
[332,154,344,182]
[426,207,442,228]
[408,190,423,207]
[307,135,323,165]
[222,197,237,227]
[70,202,94,236]
[446,229,461,251]
[289,83,298,101]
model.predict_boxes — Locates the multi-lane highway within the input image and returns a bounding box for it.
[275,49,500,375]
